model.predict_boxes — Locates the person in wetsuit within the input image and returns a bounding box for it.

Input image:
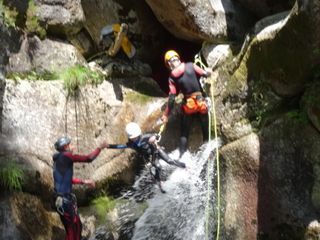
[161,50,211,158]
[52,136,108,240]
[106,122,186,193]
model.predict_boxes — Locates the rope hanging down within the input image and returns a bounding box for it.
[156,123,166,143]
[211,78,221,240]
[194,52,221,240]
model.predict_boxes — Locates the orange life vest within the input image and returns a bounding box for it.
[182,93,208,115]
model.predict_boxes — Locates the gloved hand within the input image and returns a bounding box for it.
[205,97,212,109]
[204,67,212,77]
[155,134,161,141]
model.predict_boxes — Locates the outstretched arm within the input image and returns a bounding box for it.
[64,148,101,162]
[193,64,211,77]
[65,142,108,163]
[107,144,128,149]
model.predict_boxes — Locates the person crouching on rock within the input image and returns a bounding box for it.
[105,122,186,193]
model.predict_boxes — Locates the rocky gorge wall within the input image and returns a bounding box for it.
[1,0,320,239]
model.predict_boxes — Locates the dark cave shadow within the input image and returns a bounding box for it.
[101,32,202,100]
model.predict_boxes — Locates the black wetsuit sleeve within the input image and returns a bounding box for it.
[108,144,128,149]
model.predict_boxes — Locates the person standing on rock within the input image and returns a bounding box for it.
[52,136,108,240]
[161,50,212,158]
[105,122,186,193]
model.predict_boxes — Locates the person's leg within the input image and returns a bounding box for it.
[73,214,82,240]
[180,113,193,157]
[158,147,186,168]
[199,112,209,142]
[60,211,75,240]
[150,157,166,193]
[70,195,82,240]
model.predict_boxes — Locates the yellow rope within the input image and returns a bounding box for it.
[195,50,220,240]
[205,108,212,240]
[194,53,207,70]
[158,123,166,136]
[211,79,221,240]
[155,123,166,143]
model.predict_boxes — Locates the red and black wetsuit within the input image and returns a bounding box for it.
[164,62,209,156]
[53,148,101,240]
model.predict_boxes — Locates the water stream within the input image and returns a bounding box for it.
[131,140,219,240]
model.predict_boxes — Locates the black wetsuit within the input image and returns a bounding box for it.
[108,133,185,182]
[164,62,209,156]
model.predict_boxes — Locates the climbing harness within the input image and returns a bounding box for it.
[55,196,64,215]
[182,93,208,115]
[195,50,221,240]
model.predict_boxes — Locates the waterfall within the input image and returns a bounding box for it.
[131,140,219,240]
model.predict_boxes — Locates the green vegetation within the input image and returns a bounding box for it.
[91,196,116,221]
[0,1,18,28]
[286,110,308,124]
[6,70,57,81]
[25,0,46,39]
[0,161,24,191]
[57,65,105,96]
[0,0,46,37]
[6,65,105,95]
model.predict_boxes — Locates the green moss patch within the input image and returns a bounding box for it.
[25,0,46,39]
[0,160,24,191]
[6,70,57,81]
[0,1,18,28]
[91,196,116,222]
[57,65,104,96]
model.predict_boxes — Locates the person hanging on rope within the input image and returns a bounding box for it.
[161,50,212,158]
[52,136,108,240]
[105,122,186,193]
[99,23,136,59]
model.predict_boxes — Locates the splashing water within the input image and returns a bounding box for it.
[132,140,220,240]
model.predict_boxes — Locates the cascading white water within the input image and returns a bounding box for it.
[132,140,219,240]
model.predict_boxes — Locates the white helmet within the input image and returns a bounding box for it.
[126,122,142,139]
